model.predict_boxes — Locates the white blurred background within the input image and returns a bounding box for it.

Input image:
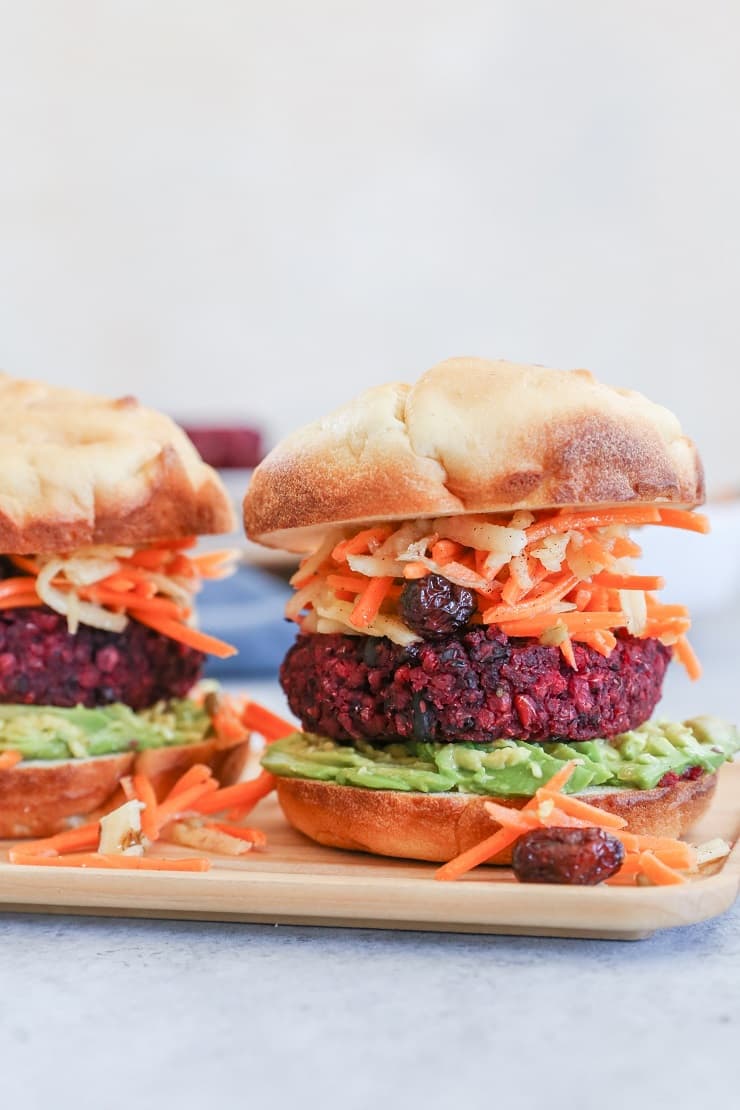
[0,1,738,490]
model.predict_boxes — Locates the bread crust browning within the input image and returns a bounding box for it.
[244,358,704,551]
[0,738,250,839]
[0,375,235,552]
[275,772,718,864]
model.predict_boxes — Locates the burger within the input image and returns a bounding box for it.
[0,373,248,838]
[244,357,739,862]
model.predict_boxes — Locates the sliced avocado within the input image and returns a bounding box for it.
[0,699,215,762]
[261,718,740,797]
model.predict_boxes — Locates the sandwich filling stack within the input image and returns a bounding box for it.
[0,374,245,837]
[245,358,739,862]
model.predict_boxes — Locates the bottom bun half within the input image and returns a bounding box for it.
[0,738,250,839]
[275,773,718,864]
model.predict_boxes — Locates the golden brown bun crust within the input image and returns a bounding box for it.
[0,375,235,552]
[244,358,704,551]
[275,772,718,864]
[0,738,250,839]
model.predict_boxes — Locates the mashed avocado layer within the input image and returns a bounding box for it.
[262,718,740,795]
[0,700,214,762]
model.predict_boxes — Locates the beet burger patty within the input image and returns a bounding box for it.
[280,628,671,745]
[245,357,739,863]
[0,603,204,710]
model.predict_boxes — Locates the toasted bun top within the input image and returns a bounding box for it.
[0,374,235,552]
[244,357,704,551]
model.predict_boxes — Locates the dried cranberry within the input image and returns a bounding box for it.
[399,574,475,638]
[511,826,625,885]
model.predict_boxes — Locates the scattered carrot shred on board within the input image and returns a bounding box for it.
[9,853,211,872]
[0,750,22,770]
[636,851,688,886]
[435,761,579,881]
[154,781,218,831]
[192,770,277,817]
[534,790,627,829]
[17,822,101,858]
[132,773,160,842]
[435,758,693,886]
[165,763,217,799]
[212,823,268,848]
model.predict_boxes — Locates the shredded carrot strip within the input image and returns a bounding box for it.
[191,770,277,817]
[574,587,593,611]
[132,612,237,658]
[18,822,101,857]
[614,831,695,859]
[481,575,578,624]
[211,823,268,848]
[579,538,616,567]
[349,576,393,629]
[155,782,218,830]
[435,761,578,881]
[132,774,160,842]
[325,573,368,594]
[497,612,626,637]
[611,536,642,558]
[431,539,464,565]
[0,594,42,611]
[578,630,617,656]
[646,599,690,618]
[241,701,297,742]
[674,636,702,680]
[81,587,187,620]
[559,636,577,669]
[9,852,211,872]
[586,585,610,611]
[0,577,40,598]
[525,507,661,543]
[591,573,665,591]
[190,551,238,579]
[656,509,710,534]
[535,790,627,829]
[166,764,217,799]
[8,555,40,575]
[211,703,250,746]
[0,750,22,769]
[480,802,539,831]
[637,851,688,885]
[332,527,393,562]
[402,562,431,579]
[435,826,522,882]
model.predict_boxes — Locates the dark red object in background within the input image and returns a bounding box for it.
[182,426,263,469]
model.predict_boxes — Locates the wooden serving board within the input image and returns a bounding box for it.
[0,763,739,940]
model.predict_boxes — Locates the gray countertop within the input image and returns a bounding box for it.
[1,602,739,1110]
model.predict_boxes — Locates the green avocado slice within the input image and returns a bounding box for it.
[0,699,215,762]
[261,716,740,797]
